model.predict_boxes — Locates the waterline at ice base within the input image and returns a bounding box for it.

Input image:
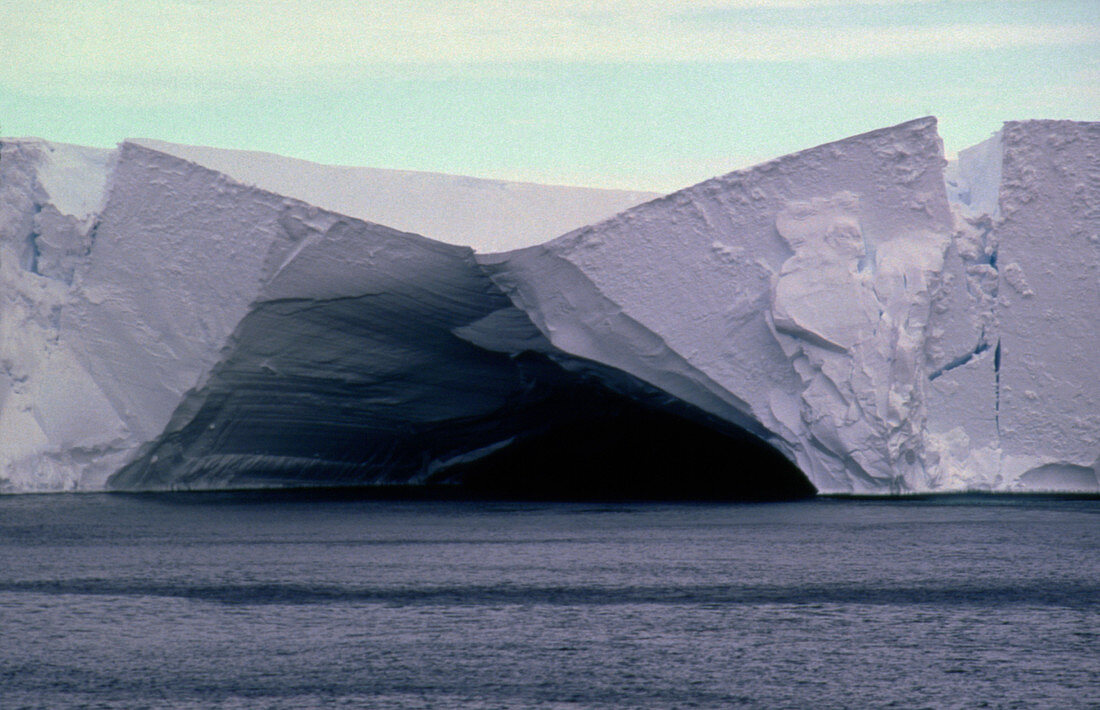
[1,118,1097,496]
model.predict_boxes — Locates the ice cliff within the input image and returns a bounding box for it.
[1,118,1097,495]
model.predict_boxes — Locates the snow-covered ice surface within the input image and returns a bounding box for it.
[130,139,659,253]
[1,119,1097,494]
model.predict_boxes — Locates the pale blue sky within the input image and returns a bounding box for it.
[2,0,1097,190]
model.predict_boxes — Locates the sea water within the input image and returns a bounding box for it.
[1,492,1097,708]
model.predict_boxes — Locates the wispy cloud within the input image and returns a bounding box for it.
[1,0,1095,92]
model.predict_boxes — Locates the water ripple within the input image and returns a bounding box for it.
[3,579,1096,608]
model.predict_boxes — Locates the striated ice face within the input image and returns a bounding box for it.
[1,119,1097,495]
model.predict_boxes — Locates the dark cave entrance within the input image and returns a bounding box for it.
[433,371,817,502]
[109,326,815,501]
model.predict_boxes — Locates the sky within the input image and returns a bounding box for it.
[1,0,1097,191]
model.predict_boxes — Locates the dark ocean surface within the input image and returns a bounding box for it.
[1,492,1097,709]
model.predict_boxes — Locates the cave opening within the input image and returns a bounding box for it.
[109,328,815,501]
[433,371,817,502]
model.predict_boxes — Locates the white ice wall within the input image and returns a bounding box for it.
[994,121,1100,488]
[0,140,125,490]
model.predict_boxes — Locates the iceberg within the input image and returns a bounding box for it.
[1,118,1096,495]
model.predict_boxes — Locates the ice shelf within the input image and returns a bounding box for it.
[1,119,1096,494]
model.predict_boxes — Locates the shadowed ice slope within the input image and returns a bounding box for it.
[131,139,659,253]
